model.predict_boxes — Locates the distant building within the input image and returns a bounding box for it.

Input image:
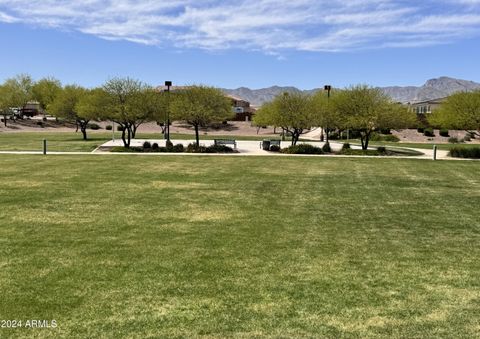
[20,101,42,117]
[408,97,447,115]
[226,95,256,121]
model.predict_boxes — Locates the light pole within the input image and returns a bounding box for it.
[164,81,172,143]
[322,85,332,142]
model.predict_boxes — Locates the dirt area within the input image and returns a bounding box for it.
[0,118,280,137]
[392,129,480,144]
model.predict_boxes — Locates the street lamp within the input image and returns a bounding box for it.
[320,85,332,142]
[164,81,172,142]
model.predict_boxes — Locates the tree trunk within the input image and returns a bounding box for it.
[78,120,89,140]
[360,131,370,150]
[121,126,127,147]
[325,128,329,143]
[126,125,131,148]
[3,114,7,127]
[194,124,200,147]
[131,124,139,139]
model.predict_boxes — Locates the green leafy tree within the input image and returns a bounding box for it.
[49,85,91,139]
[32,77,62,112]
[311,90,341,142]
[253,101,277,134]
[0,84,16,126]
[102,77,149,147]
[333,85,415,150]
[170,85,233,147]
[0,74,34,125]
[429,91,480,137]
[255,92,314,145]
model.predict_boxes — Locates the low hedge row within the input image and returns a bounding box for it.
[449,147,480,159]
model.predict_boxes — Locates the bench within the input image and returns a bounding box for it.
[214,139,237,149]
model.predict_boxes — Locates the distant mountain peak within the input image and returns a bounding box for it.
[223,77,480,106]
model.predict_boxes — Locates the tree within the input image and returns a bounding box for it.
[102,77,149,147]
[32,77,62,112]
[49,85,91,140]
[0,84,16,127]
[142,88,172,136]
[311,90,341,142]
[170,86,233,147]
[333,85,415,150]
[253,100,277,134]
[0,74,34,126]
[254,92,314,145]
[429,91,480,137]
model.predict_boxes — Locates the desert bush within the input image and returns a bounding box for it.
[377,146,387,153]
[105,125,113,130]
[281,144,324,154]
[449,147,480,159]
[423,128,435,137]
[448,137,460,144]
[152,143,159,150]
[342,143,351,150]
[322,142,332,153]
[439,129,449,137]
[464,135,471,142]
[166,140,174,148]
[143,141,151,149]
[89,123,102,130]
[379,128,391,135]
[417,127,425,133]
[370,133,400,142]
[186,143,207,153]
[117,126,124,132]
[269,145,280,152]
[172,144,185,152]
[206,145,235,153]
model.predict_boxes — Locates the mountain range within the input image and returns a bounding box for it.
[222,77,480,107]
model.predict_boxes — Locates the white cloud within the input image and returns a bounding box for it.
[0,0,479,52]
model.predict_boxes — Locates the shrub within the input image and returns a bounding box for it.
[379,128,391,135]
[377,146,387,153]
[172,144,184,152]
[269,145,280,152]
[322,142,332,153]
[152,143,159,150]
[342,142,351,150]
[36,121,43,127]
[370,133,400,142]
[117,125,124,132]
[417,127,425,133]
[467,132,476,139]
[88,123,101,130]
[105,125,113,131]
[143,141,151,149]
[464,135,471,142]
[186,143,207,153]
[423,128,435,137]
[448,137,460,144]
[439,129,449,137]
[449,147,480,159]
[281,144,324,154]
[166,140,174,148]
[206,145,235,153]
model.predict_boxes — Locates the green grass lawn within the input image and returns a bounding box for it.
[0,155,479,338]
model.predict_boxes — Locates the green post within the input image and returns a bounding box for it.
[433,145,437,161]
[43,139,47,155]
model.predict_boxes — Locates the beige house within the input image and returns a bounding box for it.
[408,97,447,115]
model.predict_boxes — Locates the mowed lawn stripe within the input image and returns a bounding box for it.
[0,155,479,338]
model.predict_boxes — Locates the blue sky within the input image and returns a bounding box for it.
[1,0,480,89]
